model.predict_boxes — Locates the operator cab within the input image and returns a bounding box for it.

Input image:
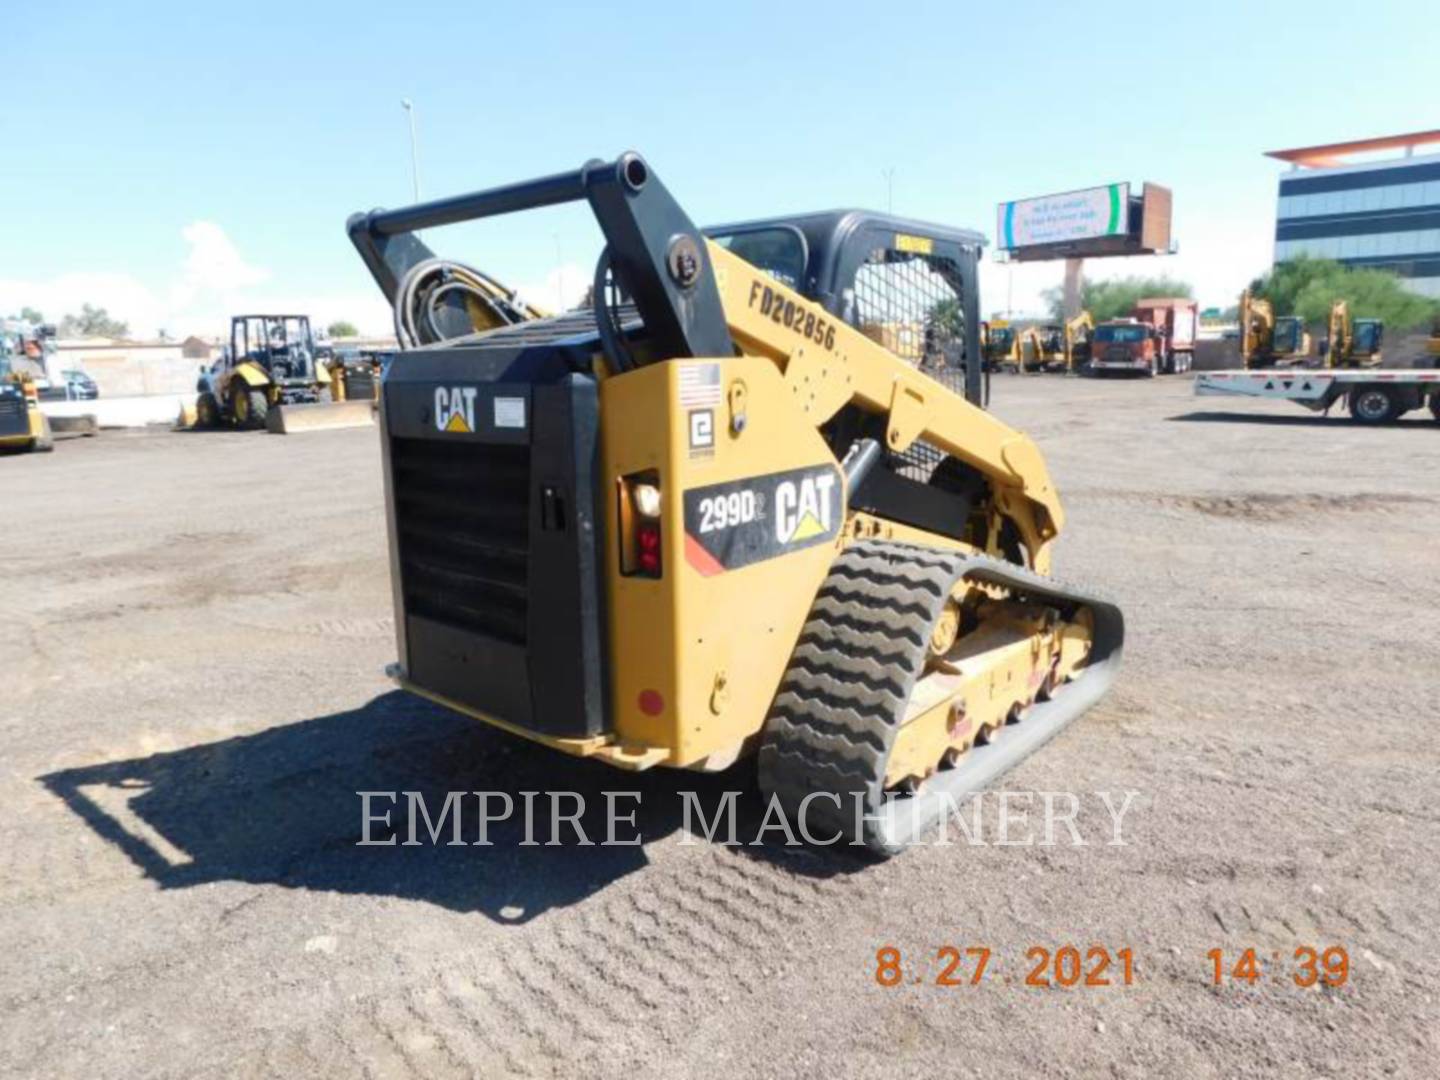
[1274,315,1305,356]
[705,210,985,408]
[230,314,317,385]
[1354,319,1383,355]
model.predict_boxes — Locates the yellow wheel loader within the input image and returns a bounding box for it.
[0,323,55,454]
[348,154,1123,854]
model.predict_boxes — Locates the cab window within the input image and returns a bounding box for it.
[710,228,806,290]
[1095,325,1147,344]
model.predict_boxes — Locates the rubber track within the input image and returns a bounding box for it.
[758,540,967,851]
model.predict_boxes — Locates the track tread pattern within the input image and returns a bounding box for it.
[758,540,966,851]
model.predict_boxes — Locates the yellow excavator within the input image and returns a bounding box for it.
[1063,310,1094,374]
[1017,324,1065,373]
[348,153,1123,854]
[1239,289,1310,369]
[981,320,1020,372]
[1320,300,1383,369]
[0,321,55,454]
[1016,327,1043,374]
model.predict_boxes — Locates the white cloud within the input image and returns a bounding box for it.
[513,261,589,314]
[0,223,390,339]
[167,221,270,311]
[0,270,175,337]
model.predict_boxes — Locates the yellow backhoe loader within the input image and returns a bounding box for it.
[1319,300,1382,369]
[0,321,55,454]
[194,314,379,433]
[348,153,1123,854]
[1239,289,1310,369]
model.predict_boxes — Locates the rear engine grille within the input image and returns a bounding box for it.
[1104,346,1131,362]
[391,437,530,646]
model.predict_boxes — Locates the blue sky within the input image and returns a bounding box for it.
[4,0,1436,336]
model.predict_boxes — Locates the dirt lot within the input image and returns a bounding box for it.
[3,376,1438,1079]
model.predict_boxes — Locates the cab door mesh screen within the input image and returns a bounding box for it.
[852,249,968,479]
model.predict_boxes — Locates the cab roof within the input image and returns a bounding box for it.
[705,209,986,251]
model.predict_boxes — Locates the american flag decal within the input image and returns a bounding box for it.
[678,362,722,408]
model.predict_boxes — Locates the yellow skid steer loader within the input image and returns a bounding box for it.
[348,153,1123,854]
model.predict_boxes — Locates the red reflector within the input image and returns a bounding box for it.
[638,689,664,716]
[637,521,661,576]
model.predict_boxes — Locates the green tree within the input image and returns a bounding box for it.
[19,306,44,324]
[326,320,359,338]
[1249,255,1438,329]
[929,298,963,337]
[1043,275,1194,321]
[59,303,130,338]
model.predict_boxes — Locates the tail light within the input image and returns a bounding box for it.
[619,471,663,579]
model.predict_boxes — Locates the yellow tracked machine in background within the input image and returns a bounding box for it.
[1063,311,1094,374]
[0,322,55,454]
[1320,300,1383,369]
[349,153,1123,854]
[1239,289,1310,369]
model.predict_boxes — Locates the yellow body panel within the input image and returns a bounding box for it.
[600,357,843,768]
[0,378,49,449]
[886,602,1092,787]
[233,362,271,389]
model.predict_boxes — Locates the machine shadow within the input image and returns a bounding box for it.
[40,691,863,924]
[1169,410,1349,427]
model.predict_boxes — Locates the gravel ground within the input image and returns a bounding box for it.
[2,375,1437,1078]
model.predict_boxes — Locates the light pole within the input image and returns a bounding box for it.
[882,167,896,213]
[401,98,421,202]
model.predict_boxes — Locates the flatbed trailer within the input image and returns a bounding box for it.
[1194,368,1440,424]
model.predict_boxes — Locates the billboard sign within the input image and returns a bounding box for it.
[997,183,1130,251]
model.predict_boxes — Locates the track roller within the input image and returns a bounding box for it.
[758,540,1123,856]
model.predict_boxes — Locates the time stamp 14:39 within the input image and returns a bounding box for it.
[873,945,1352,989]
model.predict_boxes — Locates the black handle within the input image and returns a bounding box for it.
[347,152,732,363]
[355,160,605,238]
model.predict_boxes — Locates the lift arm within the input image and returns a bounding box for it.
[708,243,1065,550]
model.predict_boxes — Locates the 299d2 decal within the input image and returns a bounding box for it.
[683,464,843,575]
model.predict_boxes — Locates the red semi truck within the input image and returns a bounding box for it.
[1089,297,1198,376]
